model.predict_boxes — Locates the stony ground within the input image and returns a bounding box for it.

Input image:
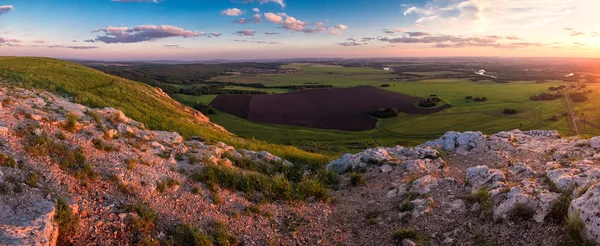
[2,83,600,245]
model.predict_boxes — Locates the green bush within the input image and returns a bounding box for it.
[55,197,79,244]
[392,229,430,245]
[349,172,365,186]
[296,177,328,202]
[64,113,79,132]
[172,223,212,246]
[125,202,157,234]
[0,153,17,168]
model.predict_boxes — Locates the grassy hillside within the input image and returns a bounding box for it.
[0,57,331,165]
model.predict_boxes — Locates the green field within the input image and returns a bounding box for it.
[205,78,578,154]
[282,63,391,75]
[190,63,596,154]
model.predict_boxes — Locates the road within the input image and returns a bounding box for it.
[563,88,579,135]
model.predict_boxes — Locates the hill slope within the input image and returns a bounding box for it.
[0,57,330,165]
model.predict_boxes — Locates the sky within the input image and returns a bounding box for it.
[0,0,598,60]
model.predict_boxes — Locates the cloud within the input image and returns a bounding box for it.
[570,31,586,36]
[564,28,600,37]
[111,0,159,3]
[264,32,280,35]
[403,0,578,30]
[234,29,256,36]
[253,8,260,12]
[334,25,348,30]
[0,5,14,15]
[361,37,376,42]
[506,36,521,40]
[91,25,204,43]
[221,8,245,16]
[164,44,181,49]
[0,37,20,44]
[405,32,430,37]
[379,28,403,34]
[233,39,285,44]
[264,12,342,34]
[48,45,99,50]
[233,0,285,8]
[378,34,544,49]
[31,39,47,44]
[211,32,222,37]
[337,41,366,47]
[232,14,263,24]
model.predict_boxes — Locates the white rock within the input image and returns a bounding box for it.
[380,164,393,173]
[466,165,506,190]
[569,183,600,243]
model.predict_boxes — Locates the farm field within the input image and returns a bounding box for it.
[210,86,450,131]
[202,78,586,154]
[91,61,600,155]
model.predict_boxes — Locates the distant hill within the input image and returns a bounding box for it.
[0,57,330,165]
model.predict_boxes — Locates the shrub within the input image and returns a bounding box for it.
[465,96,473,100]
[530,92,561,101]
[194,103,217,115]
[92,138,119,152]
[503,108,518,115]
[317,168,340,188]
[156,177,180,193]
[473,96,488,102]
[296,177,328,202]
[0,153,17,168]
[349,172,365,186]
[547,194,572,223]
[126,202,157,234]
[26,171,39,187]
[172,223,212,246]
[365,210,381,224]
[85,110,104,129]
[370,108,400,118]
[55,197,79,244]
[419,96,441,107]
[560,215,595,246]
[64,112,79,132]
[392,229,430,245]
[209,221,238,246]
[468,187,493,217]
[380,84,390,87]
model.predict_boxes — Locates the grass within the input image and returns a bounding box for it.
[172,223,212,246]
[0,153,17,168]
[349,172,365,186]
[201,77,577,155]
[156,177,180,193]
[55,197,79,244]
[392,228,431,246]
[546,194,572,223]
[92,138,119,152]
[26,133,98,181]
[126,202,157,234]
[559,214,595,246]
[0,57,331,166]
[468,187,493,217]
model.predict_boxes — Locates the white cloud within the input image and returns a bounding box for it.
[334,25,348,30]
[253,8,260,13]
[403,0,579,30]
[0,5,14,15]
[221,8,245,16]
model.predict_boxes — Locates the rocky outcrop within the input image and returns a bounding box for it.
[329,130,600,244]
[0,197,58,246]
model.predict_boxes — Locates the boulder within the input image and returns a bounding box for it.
[466,166,506,190]
[0,199,58,246]
[569,183,600,243]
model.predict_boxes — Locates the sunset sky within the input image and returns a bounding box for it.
[0,0,598,60]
